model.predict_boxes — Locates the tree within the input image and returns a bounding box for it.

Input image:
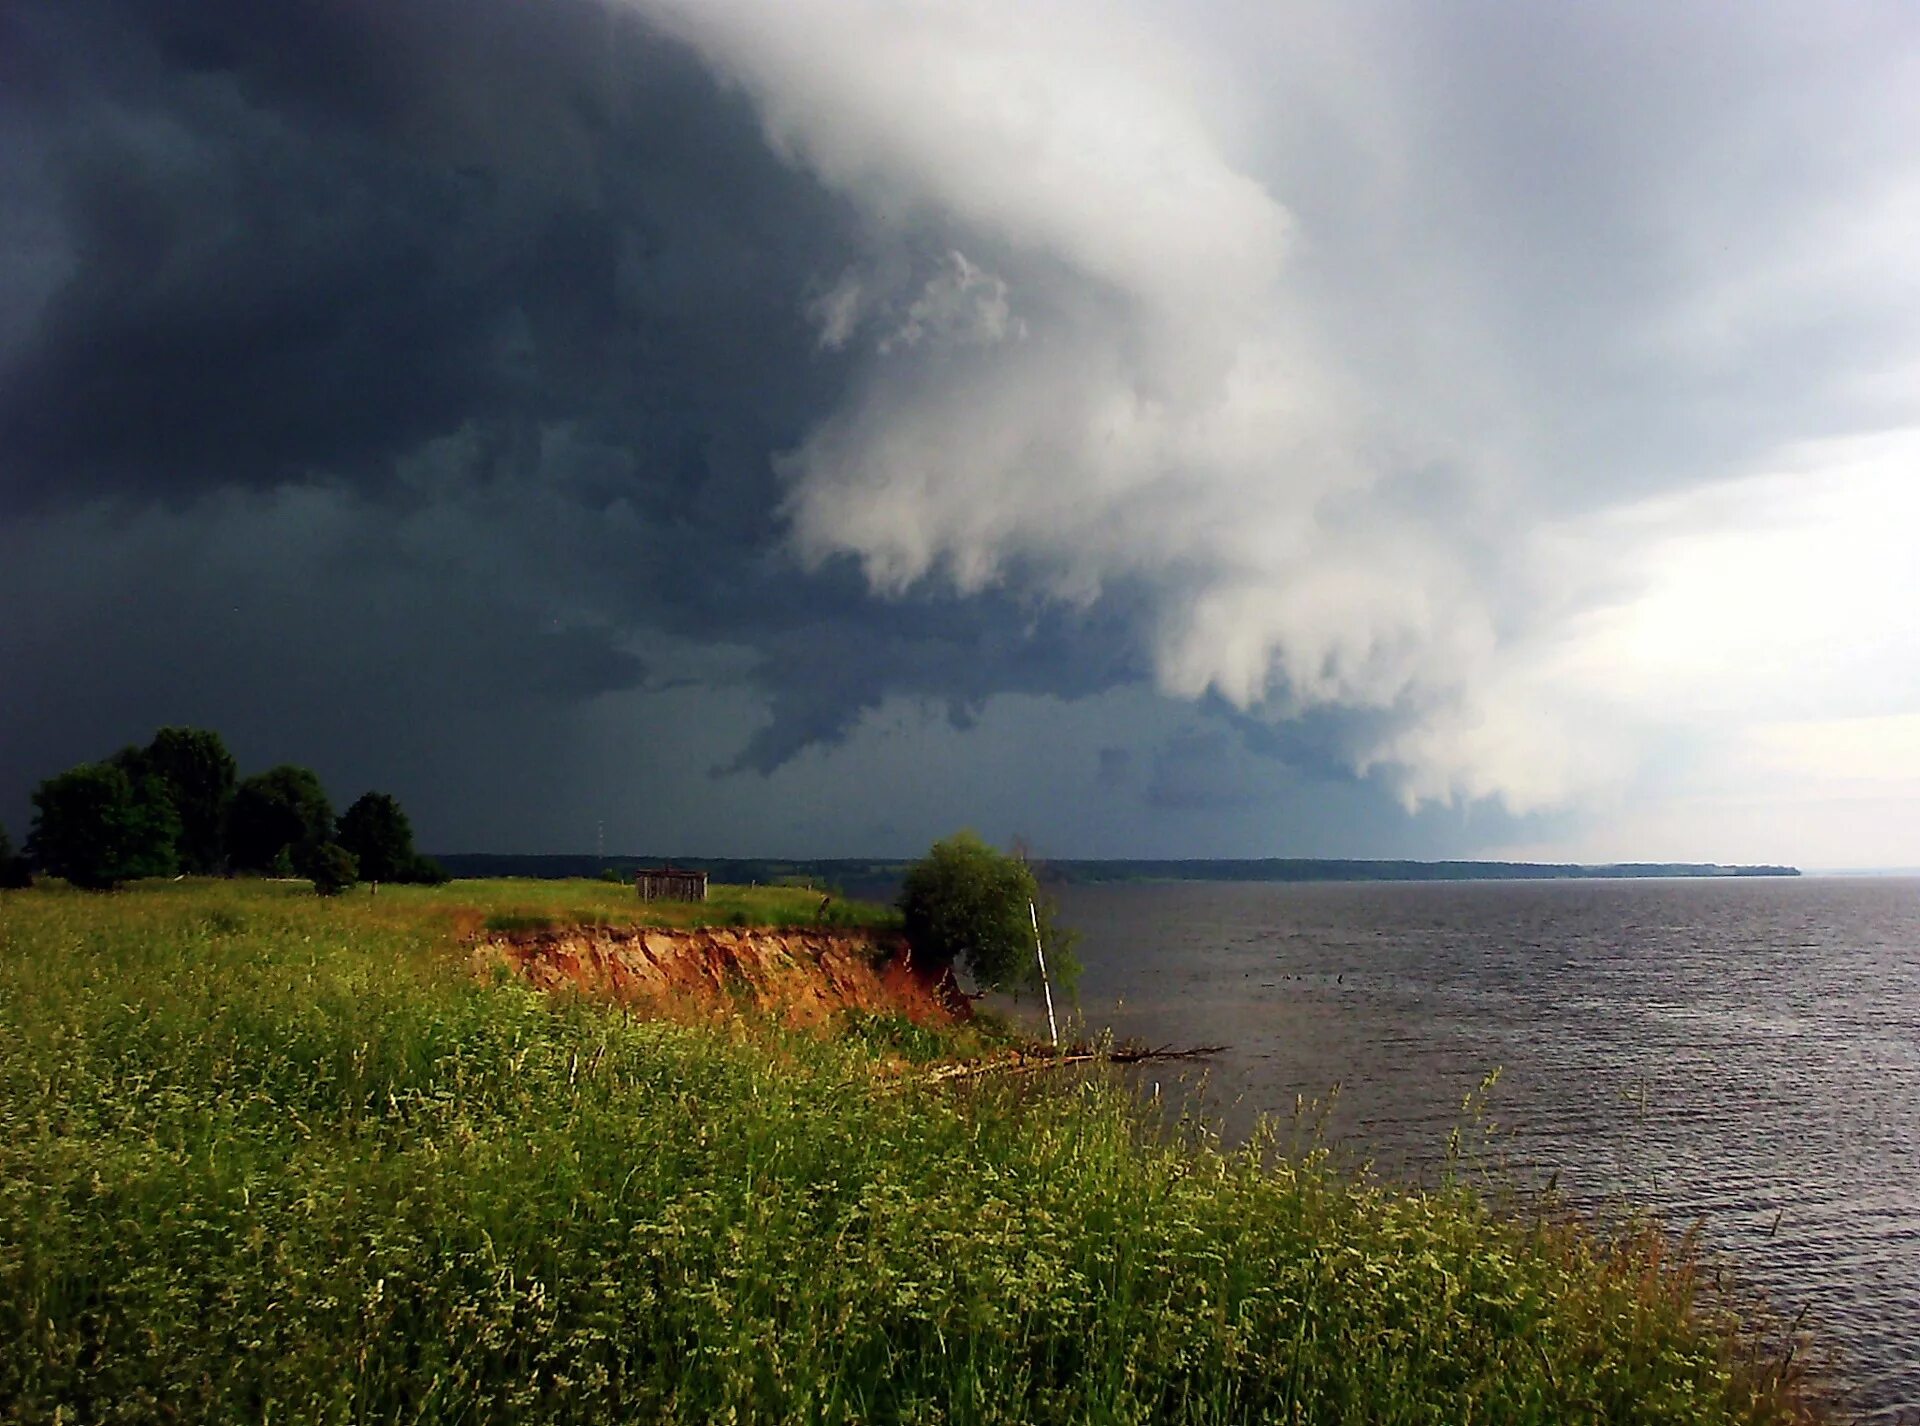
[0,822,30,889]
[405,854,449,885]
[28,763,181,890]
[140,727,237,874]
[898,831,1071,992]
[229,766,334,874]
[303,841,359,896]
[103,746,188,874]
[336,792,417,883]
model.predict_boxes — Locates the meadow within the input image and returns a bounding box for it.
[0,879,1826,1424]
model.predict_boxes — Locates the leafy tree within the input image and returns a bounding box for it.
[229,766,334,874]
[102,747,187,873]
[302,841,359,896]
[405,854,449,886]
[0,822,30,888]
[140,727,237,873]
[336,792,417,883]
[898,831,1076,992]
[28,763,181,890]
[78,752,181,880]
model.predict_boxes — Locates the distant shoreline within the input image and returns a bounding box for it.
[433,852,1802,887]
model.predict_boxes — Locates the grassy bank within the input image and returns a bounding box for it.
[0,881,1822,1424]
[359,873,899,933]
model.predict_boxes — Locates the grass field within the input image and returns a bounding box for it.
[0,879,1825,1424]
[319,873,898,933]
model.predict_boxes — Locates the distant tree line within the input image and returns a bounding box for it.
[0,726,445,894]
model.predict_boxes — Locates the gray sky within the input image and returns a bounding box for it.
[4,0,1918,865]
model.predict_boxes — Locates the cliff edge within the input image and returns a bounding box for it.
[476,924,968,1026]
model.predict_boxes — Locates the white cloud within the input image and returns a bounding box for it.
[628,0,1920,858]
[1475,428,1920,856]
[807,268,867,351]
[880,250,1024,353]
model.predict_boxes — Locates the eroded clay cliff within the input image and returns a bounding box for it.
[476,924,968,1026]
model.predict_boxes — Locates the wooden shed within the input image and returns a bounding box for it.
[635,866,709,902]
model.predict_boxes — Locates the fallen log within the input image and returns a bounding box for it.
[917,1041,1227,1083]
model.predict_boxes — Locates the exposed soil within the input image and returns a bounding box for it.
[475,924,969,1027]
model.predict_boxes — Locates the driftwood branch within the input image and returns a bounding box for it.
[1108,1042,1227,1064]
[918,1042,1226,1084]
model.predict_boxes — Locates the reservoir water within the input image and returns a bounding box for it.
[1054,876,1920,1420]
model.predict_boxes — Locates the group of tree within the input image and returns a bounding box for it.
[3,726,445,894]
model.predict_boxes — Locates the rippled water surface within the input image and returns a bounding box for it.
[1055,876,1920,1419]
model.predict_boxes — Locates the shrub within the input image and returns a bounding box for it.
[899,831,1074,992]
[301,841,359,896]
[405,854,450,886]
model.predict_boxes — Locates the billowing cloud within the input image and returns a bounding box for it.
[631,0,1920,823]
[636,0,1502,797]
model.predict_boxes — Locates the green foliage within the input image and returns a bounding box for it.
[107,749,186,880]
[598,866,625,883]
[141,726,238,873]
[1031,889,1082,1003]
[337,791,418,882]
[0,881,1823,1426]
[301,841,359,896]
[899,831,1037,987]
[229,765,334,873]
[406,853,451,886]
[27,761,180,889]
[811,894,871,928]
[899,831,1059,991]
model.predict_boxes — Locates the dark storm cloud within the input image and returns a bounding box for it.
[1095,747,1132,792]
[1144,729,1261,813]
[728,585,1154,774]
[0,488,648,773]
[0,0,851,508]
[0,0,1194,847]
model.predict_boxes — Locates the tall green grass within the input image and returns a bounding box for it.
[0,881,1824,1424]
[372,874,900,933]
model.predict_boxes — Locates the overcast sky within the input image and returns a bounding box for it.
[4,0,1919,866]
